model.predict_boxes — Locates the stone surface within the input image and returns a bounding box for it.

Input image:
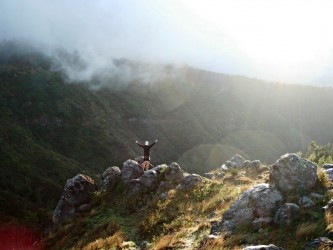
[323,164,333,170]
[270,153,317,194]
[53,174,98,224]
[252,217,273,231]
[212,183,282,233]
[243,244,285,250]
[325,168,333,182]
[179,174,203,190]
[121,159,144,183]
[203,173,215,179]
[165,162,184,184]
[274,203,300,226]
[225,154,246,168]
[305,237,333,250]
[100,166,121,191]
[298,196,315,208]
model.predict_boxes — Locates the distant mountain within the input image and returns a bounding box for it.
[1,41,333,227]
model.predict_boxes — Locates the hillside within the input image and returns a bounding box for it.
[2,41,333,230]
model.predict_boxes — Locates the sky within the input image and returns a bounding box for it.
[1,0,333,85]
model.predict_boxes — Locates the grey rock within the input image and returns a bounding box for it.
[212,183,282,233]
[243,244,285,250]
[179,174,203,190]
[140,170,158,188]
[77,203,92,212]
[121,159,144,183]
[305,237,333,250]
[274,203,300,226]
[270,153,317,194]
[225,154,246,168]
[53,174,97,224]
[252,217,273,231]
[325,168,333,182]
[324,198,333,213]
[298,196,315,208]
[323,164,333,170]
[203,173,215,179]
[151,164,167,174]
[248,160,262,168]
[221,164,229,171]
[165,162,184,184]
[100,166,121,191]
[134,156,144,164]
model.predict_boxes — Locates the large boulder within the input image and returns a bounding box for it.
[212,183,282,233]
[223,154,246,169]
[270,154,317,194]
[128,170,159,197]
[324,169,333,182]
[53,174,98,224]
[165,162,184,184]
[274,203,300,226]
[100,166,121,191]
[121,159,144,183]
[179,174,203,190]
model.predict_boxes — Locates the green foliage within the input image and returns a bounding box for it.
[306,141,333,166]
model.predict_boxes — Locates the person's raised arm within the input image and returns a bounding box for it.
[136,140,144,147]
[150,139,158,147]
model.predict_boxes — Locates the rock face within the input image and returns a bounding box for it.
[274,203,300,226]
[324,168,333,182]
[100,166,121,191]
[213,183,282,233]
[179,174,203,190]
[165,162,184,184]
[270,153,317,194]
[121,159,144,183]
[53,174,98,224]
[224,154,246,169]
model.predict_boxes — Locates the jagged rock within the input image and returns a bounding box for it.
[248,160,262,168]
[179,174,203,190]
[151,164,167,174]
[212,183,282,233]
[221,164,229,171]
[274,203,300,226]
[224,154,246,168]
[53,174,98,224]
[100,166,121,191]
[324,168,333,182]
[270,153,317,194]
[298,196,315,208]
[243,244,285,250]
[121,159,144,183]
[139,170,158,188]
[323,164,333,170]
[252,217,273,231]
[135,156,144,164]
[165,162,184,184]
[128,170,158,197]
[203,173,215,179]
[305,237,333,250]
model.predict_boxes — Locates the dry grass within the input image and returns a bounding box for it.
[79,231,124,250]
[318,168,332,189]
[295,222,319,240]
[325,211,333,231]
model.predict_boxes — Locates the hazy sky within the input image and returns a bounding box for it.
[1,0,333,84]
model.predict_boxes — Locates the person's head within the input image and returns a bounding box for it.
[145,141,149,146]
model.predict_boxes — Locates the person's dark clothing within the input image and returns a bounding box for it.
[136,141,156,161]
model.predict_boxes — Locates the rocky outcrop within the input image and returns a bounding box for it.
[221,155,262,171]
[165,162,184,184]
[53,174,98,224]
[100,166,121,191]
[212,183,282,233]
[121,159,144,183]
[274,203,300,226]
[270,153,317,194]
[179,174,203,190]
[298,195,315,208]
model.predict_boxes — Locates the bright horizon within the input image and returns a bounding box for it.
[1,0,333,85]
